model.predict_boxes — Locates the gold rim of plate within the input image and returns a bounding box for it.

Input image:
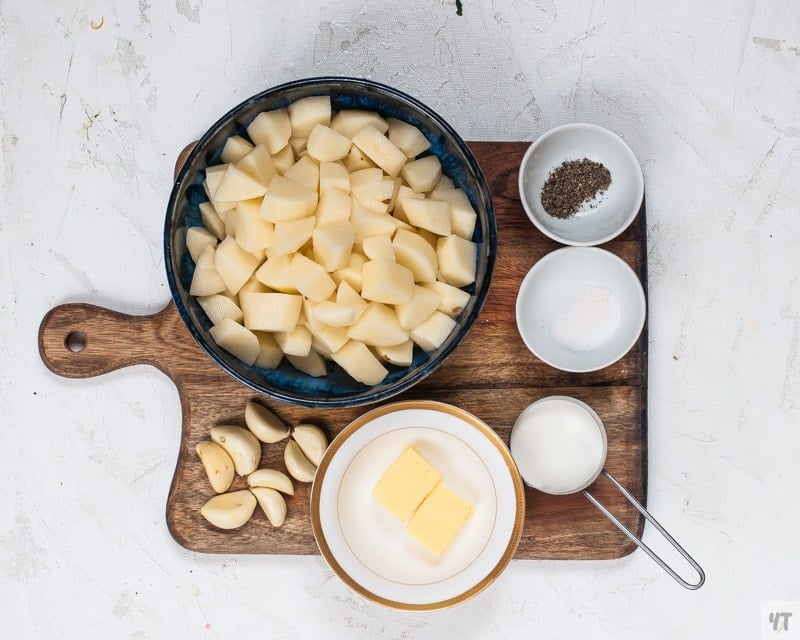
[310,399,526,611]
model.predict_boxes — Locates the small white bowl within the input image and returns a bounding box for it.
[515,247,646,372]
[518,123,644,246]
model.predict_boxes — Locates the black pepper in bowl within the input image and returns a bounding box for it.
[540,159,611,219]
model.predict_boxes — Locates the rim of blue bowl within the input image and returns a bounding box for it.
[164,76,497,408]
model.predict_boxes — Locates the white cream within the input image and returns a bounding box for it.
[509,397,606,494]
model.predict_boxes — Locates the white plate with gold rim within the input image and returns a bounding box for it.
[310,400,525,611]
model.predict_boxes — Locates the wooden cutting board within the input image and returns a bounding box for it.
[38,142,647,560]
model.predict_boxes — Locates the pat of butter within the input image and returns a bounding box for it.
[406,482,473,555]
[372,446,441,521]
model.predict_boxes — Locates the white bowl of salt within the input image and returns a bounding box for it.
[515,247,646,372]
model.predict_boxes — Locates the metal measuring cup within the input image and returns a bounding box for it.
[509,396,705,590]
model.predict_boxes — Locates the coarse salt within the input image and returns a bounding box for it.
[551,284,620,353]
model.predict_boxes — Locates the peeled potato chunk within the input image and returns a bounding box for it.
[237,144,277,186]
[289,253,337,302]
[221,135,254,164]
[386,117,431,157]
[240,292,304,332]
[271,216,316,256]
[332,340,389,385]
[312,324,350,354]
[400,155,442,194]
[259,176,319,223]
[430,188,478,240]
[186,226,218,263]
[331,109,389,138]
[401,198,451,236]
[319,161,351,194]
[284,156,319,191]
[436,235,477,287]
[255,254,297,293]
[247,109,291,155]
[336,281,368,320]
[213,164,267,202]
[307,124,352,162]
[190,244,226,297]
[423,280,471,317]
[392,228,438,283]
[287,350,327,377]
[395,285,442,330]
[275,325,313,357]
[347,302,409,347]
[410,310,457,352]
[361,259,414,305]
[198,293,243,326]
[288,96,332,138]
[214,236,260,296]
[352,125,407,177]
[374,340,414,367]
[254,331,284,369]
[313,301,357,327]
[209,318,260,366]
[315,188,352,226]
[312,221,355,272]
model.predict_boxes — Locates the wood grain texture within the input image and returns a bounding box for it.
[38,141,647,559]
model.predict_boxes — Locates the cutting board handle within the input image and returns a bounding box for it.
[38,303,173,379]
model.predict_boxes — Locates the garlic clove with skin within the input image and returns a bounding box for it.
[246,468,295,495]
[291,424,328,467]
[210,425,262,476]
[200,490,257,529]
[244,401,290,444]
[284,439,317,483]
[250,487,287,527]
[195,440,235,493]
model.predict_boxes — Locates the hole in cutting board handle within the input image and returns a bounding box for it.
[65,331,86,353]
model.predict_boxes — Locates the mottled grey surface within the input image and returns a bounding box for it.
[1,0,798,637]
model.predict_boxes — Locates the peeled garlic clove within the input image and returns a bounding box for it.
[247,468,295,495]
[245,401,290,444]
[210,425,261,476]
[200,490,257,529]
[284,439,317,483]
[195,440,235,493]
[291,424,328,467]
[250,487,287,527]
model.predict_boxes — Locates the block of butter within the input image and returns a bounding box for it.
[406,482,474,555]
[372,446,441,521]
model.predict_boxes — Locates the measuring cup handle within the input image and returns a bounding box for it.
[582,470,705,590]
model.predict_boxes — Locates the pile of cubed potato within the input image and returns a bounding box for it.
[185,96,478,386]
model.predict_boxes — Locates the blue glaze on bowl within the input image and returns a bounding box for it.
[165,77,496,408]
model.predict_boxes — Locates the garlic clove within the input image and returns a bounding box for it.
[244,400,290,444]
[291,423,328,467]
[200,490,257,529]
[284,439,317,483]
[250,487,287,527]
[246,468,295,495]
[210,425,261,476]
[195,440,235,493]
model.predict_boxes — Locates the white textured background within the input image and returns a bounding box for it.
[2,1,799,638]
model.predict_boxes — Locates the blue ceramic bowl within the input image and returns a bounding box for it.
[164,77,496,408]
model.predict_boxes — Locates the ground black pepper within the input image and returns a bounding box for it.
[540,159,612,219]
